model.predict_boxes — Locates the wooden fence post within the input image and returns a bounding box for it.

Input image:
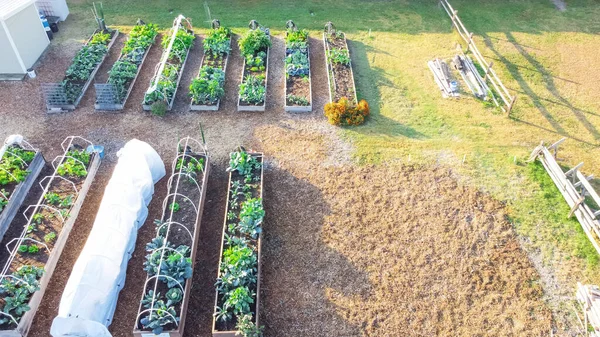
[507,95,517,116]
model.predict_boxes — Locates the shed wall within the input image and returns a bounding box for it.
[6,3,49,69]
[0,20,22,74]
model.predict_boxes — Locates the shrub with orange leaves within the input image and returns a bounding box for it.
[324,97,369,126]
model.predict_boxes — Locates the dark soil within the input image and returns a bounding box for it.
[325,34,356,103]
[137,154,205,333]
[286,76,310,106]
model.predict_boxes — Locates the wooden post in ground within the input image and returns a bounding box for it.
[507,95,517,116]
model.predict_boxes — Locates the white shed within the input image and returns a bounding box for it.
[0,0,50,79]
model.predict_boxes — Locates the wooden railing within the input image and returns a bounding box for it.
[528,138,600,254]
[439,0,517,114]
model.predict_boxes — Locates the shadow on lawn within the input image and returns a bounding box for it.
[349,40,427,140]
[481,32,600,146]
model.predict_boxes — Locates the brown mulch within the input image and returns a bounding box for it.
[0,22,552,337]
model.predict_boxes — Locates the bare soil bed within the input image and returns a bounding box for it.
[0,23,552,337]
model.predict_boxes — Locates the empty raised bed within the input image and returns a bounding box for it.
[323,22,357,104]
[189,20,231,111]
[42,28,118,113]
[0,137,102,337]
[212,148,264,337]
[50,139,165,337]
[143,15,195,115]
[237,21,271,112]
[95,22,159,111]
[284,21,312,112]
[0,136,45,242]
[134,137,210,337]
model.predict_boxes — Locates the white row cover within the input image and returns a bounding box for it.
[0,134,25,158]
[50,139,165,337]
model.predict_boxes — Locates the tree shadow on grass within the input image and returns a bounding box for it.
[348,40,428,140]
[481,32,600,147]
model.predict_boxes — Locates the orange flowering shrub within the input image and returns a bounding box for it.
[324,97,369,126]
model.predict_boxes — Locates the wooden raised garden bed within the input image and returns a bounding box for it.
[43,29,119,113]
[0,139,45,242]
[95,23,158,111]
[212,149,264,336]
[0,137,102,337]
[143,16,194,113]
[237,23,271,112]
[189,24,231,111]
[133,137,210,337]
[323,24,358,104]
[284,22,312,113]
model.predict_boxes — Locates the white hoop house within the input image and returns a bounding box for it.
[50,139,165,337]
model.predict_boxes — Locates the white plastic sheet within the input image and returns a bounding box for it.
[50,139,165,337]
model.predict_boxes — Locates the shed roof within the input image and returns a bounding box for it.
[0,0,36,21]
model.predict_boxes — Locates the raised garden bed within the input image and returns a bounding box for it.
[189,22,231,111]
[0,137,45,243]
[143,15,195,115]
[323,23,358,104]
[237,21,271,112]
[212,149,264,337]
[284,22,312,113]
[42,29,119,113]
[0,137,102,336]
[95,22,159,111]
[134,137,209,337]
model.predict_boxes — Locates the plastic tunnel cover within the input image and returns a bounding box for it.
[50,139,165,337]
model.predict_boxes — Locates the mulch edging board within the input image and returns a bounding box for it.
[323,31,358,104]
[0,139,101,337]
[189,39,231,111]
[0,152,45,242]
[284,34,312,113]
[212,152,264,337]
[94,34,156,111]
[237,41,270,112]
[45,30,119,113]
[133,139,209,337]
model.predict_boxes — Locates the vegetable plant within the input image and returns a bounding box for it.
[216,286,255,321]
[287,94,309,106]
[238,29,271,58]
[0,266,43,325]
[235,314,263,337]
[189,66,225,105]
[203,27,231,57]
[327,48,351,65]
[169,202,180,212]
[239,75,266,105]
[139,299,178,335]
[285,50,309,76]
[0,147,35,186]
[56,149,90,178]
[44,232,57,243]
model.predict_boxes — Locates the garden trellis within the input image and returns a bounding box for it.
[0,136,45,242]
[143,15,194,112]
[134,137,210,337]
[0,136,102,337]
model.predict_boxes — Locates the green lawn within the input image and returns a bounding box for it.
[67,0,600,307]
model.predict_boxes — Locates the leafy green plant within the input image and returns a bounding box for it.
[287,94,309,106]
[285,49,309,76]
[236,198,264,239]
[90,31,111,45]
[238,28,271,58]
[56,150,90,177]
[216,244,257,293]
[327,48,351,65]
[189,66,225,105]
[228,150,261,176]
[62,42,110,103]
[44,232,57,243]
[32,213,44,225]
[235,314,263,337]
[239,75,266,105]
[106,60,138,101]
[60,195,74,208]
[0,190,9,213]
[27,245,39,254]
[18,245,27,254]
[150,101,168,116]
[122,23,159,55]
[139,299,178,335]
[165,288,183,306]
[204,26,231,57]
[216,286,255,321]
[0,147,35,186]
[44,193,61,206]
[169,202,180,212]
[286,29,308,44]
[144,244,192,288]
[162,28,195,62]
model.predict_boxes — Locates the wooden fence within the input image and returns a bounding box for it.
[439,0,517,114]
[528,138,600,255]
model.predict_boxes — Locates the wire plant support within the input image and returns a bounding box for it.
[134,136,210,337]
[0,136,46,243]
[143,15,194,112]
[0,136,102,337]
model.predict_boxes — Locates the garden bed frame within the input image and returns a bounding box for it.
[94,33,157,111]
[0,140,45,242]
[284,30,312,113]
[323,27,358,104]
[237,39,270,112]
[212,152,264,337]
[142,16,193,112]
[43,30,119,113]
[189,38,231,111]
[0,137,101,337]
[133,137,210,337]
